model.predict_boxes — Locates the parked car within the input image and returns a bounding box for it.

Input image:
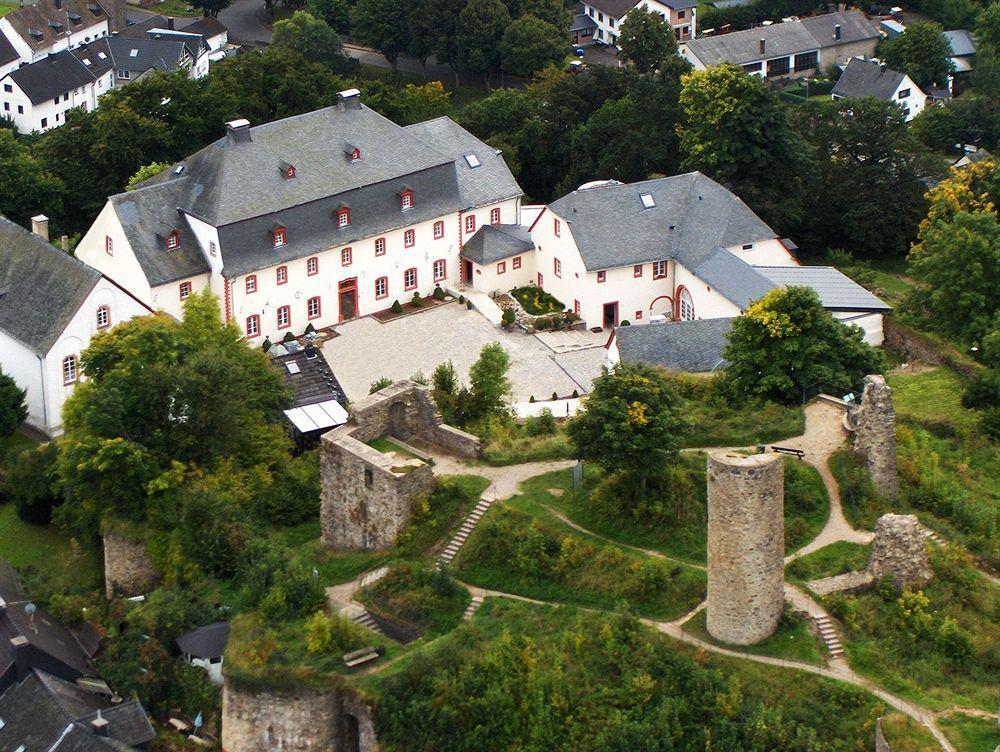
[572,46,585,57]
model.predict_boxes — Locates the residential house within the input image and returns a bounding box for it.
[831,57,926,121]
[269,342,349,444]
[0,0,124,70]
[952,145,993,168]
[943,29,976,94]
[580,0,697,45]
[105,35,201,83]
[182,15,229,53]
[0,668,155,751]
[0,215,150,436]
[74,89,523,342]
[680,11,879,79]
[571,2,598,45]
[117,15,214,78]
[176,621,229,685]
[0,560,102,692]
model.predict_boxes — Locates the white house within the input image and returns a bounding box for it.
[176,621,229,685]
[831,57,926,121]
[0,0,119,69]
[75,90,523,342]
[0,215,151,436]
[580,0,697,45]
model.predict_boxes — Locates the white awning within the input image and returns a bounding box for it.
[283,400,348,433]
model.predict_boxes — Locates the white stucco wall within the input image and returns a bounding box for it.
[581,0,695,46]
[189,656,224,685]
[0,331,46,431]
[0,17,109,64]
[0,70,109,132]
[467,250,536,293]
[727,238,797,266]
[76,203,154,305]
[833,311,884,346]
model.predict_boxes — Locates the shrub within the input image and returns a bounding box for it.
[535,317,550,330]
[304,323,316,334]
[282,331,296,343]
[620,319,631,326]
[262,337,272,352]
[524,409,557,437]
[411,292,423,308]
[550,391,558,401]
[0,443,62,524]
[391,300,403,314]
[466,300,473,310]
[0,370,27,438]
[571,389,579,398]
[432,286,446,301]
[459,295,465,304]
[501,308,516,328]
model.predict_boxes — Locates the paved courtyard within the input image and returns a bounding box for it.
[321,303,605,402]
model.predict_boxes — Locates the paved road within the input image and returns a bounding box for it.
[218,0,272,44]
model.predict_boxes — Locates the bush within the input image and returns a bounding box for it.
[370,376,393,394]
[466,300,473,310]
[501,308,516,328]
[391,300,403,314]
[459,295,465,304]
[411,292,423,308]
[510,286,564,315]
[432,286,446,301]
[0,370,27,438]
[619,319,631,326]
[282,331,296,343]
[524,409,557,437]
[535,317,550,330]
[304,323,315,334]
[0,443,62,524]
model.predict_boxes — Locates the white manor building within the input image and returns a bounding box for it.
[579,0,698,45]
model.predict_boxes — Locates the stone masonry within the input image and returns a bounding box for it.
[868,513,933,590]
[850,374,898,500]
[321,381,480,551]
[221,677,377,752]
[103,531,160,599]
[706,452,785,646]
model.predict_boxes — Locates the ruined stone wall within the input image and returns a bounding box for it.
[320,434,435,550]
[868,514,932,590]
[221,678,377,752]
[851,374,898,500]
[103,532,160,599]
[706,452,785,646]
[874,718,892,752]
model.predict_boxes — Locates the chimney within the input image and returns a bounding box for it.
[166,15,174,29]
[834,23,841,40]
[337,88,362,110]
[225,118,252,144]
[61,235,69,251]
[54,0,61,9]
[31,214,49,241]
[10,635,30,681]
[91,710,110,738]
[759,38,765,55]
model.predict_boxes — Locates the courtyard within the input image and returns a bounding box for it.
[321,302,606,402]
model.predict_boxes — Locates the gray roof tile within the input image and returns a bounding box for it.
[7,49,98,105]
[460,224,533,265]
[831,57,909,100]
[105,36,188,74]
[693,247,776,309]
[2,0,109,53]
[176,621,230,659]
[615,318,735,372]
[754,265,892,310]
[548,172,777,272]
[0,215,101,354]
[943,29,976,57]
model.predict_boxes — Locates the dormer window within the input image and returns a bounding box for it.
[272,225,286,247]
[400,188,414,210]
[336,206,351,228]
[165,230,179,250]
[344,143,360,161]
[279,160,296,178]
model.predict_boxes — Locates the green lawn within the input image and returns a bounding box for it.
[0,0,19,17]
[0,504,101,593]
[878,712,943,751]
[683,607,826,664]
[886,367,974,429]
[938,713,1000,752]
[131,0,196,17]
[786,541,872,583]
[0,428,37,461]
[367,436,422,460]
[825,254,915,306]
[355,64,489,114]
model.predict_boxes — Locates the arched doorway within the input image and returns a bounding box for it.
[676,286,695,321]
[649,295,673,319]
[387,400,408,440]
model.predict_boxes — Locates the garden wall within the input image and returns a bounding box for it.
[103,531,160,599]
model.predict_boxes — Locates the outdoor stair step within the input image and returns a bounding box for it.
[459,522,476,531]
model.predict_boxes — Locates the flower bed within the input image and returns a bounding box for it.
[510,286,565,315]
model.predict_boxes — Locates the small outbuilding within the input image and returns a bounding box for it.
[176,621,230,685]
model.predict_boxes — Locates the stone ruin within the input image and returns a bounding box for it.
[849,374,898,500]
[808,513,933,596]
[103,530,160,599]
[706,451,785,646]
[320,380,480,551]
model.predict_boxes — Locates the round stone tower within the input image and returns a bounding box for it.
[706,451,785,645]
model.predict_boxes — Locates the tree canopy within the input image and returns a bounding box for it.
[880,20,953,89]
[271,10,355,72]
[618,6,679,74]
[351,0,410,70]
[499,15,566,78]
[723,287,885,403]
[457,0,511,84]
[0,370,27,438]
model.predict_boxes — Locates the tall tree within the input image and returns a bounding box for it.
[499,15,566,78]
[468,342,512,420]
[457,0,511,86]
[428,0,467,85]
[973,2,1000,99]
[678,64,813,232]
[305,0,352,33]
[191,0,230,17]
[618,6,678,74]
[272,10,353,72]
[406,0,439,77]
[0,130,65,230]
[0,370,27,439]
[351,0,410,71]
[880,20,953,89]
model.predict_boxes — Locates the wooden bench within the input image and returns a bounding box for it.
[343,646,382,668]
[770,445,805,460]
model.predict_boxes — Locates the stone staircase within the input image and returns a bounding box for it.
[462,595,485,622]
[813,614,844,658]
[349,609,384,635]
[923,528,945,546]
[437,497,494,567]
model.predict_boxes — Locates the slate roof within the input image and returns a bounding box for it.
[615,318,735,372]
[754,265,892,311]
[118,19,208,60]
[72,39,115,77]
[943,29,977,57]
[0,34,18,68]
[6,49,100,105]
[547,172,777,272]
[460,224,534,265]
[0,215,101,354]
[182,15,228,39]
[586,0,695,18]
[683,11,877,67]
[832,57,909,101]
[693,247,775,309]
[271,344,347,407]
[1,0,109,53]
[112,101,520,282]
[105,36,189,74]
[176,621,230,659]
[0,670,154,752]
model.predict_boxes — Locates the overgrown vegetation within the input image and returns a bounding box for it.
[786,542,872,583]
[359,563,470,636]
[683,606,825,664]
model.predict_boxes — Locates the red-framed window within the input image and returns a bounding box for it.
[635,309,643,320]
[245,275,257,294]
[404,229,415,248]
[553,258,561,278]
[307,296,321,319]
[433,259,446,282]
[404,267,417,291]
[574,300,580,316]
[490,207,500,224]
[179,280,192,299]
[433,221,444,239]
[245,315,260,338]
[272,227,286,247]
[276,265,287,285]
[375,237,386,256]
[105,235,113,255]
[597,270,606,283]
[277,305,291,329]
[633,264,643,278]
[497,261,506,274]
[512,256,521,270]
[554,218,560,237]
[166,230,179,250]
[285,165,296,178]
[336,207,351,228]
[400,189,414,210]
[96,305,110,329]
[342,247,352,266]
[653,260,667,279]
[375,276,388,299]
[307,257,318,276]
[62,354,78,385]
[464,215,476,234]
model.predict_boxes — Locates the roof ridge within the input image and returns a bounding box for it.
[0,214,101,281]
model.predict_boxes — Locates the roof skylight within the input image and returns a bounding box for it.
[640,193,656,209]
[464,153,481,168]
